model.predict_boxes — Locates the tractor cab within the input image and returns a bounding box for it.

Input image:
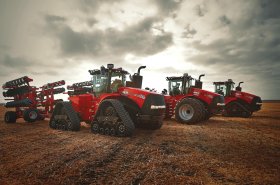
[89,64,146,96]
[213,79,235,97]
[166,73,194,96]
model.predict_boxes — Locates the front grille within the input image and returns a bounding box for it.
[250,96,262,111]
[141,94,166,116]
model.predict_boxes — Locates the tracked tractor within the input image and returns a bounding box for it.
[213,79,262,117]
[162,73,224,124]
[49,64,166,137]
[2,76,65,123]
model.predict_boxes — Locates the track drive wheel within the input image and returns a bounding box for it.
[175,98,204,124]
[223,101,252,118]
[92,99,135,137]
[241,110,252,118]
[49,102,80,131]
[23,108,39,122]
[4,111,17,123]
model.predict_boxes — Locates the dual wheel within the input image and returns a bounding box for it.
[4,108,42,124]
[175,98,209,124]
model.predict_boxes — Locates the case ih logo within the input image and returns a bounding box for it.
[121,90,145,99]
[235,92,242,97]
[193,91,200,96]
[245,95,253,100]
[121,91,129,95]
[134,94,145,99]
[205,94,214,99]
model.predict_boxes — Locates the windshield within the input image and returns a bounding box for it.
[92,74,107,94]
[168,80,182,95]
[215,83,234,96]
[92,72,127,94]
[188,79,195,87]
[215,84,227,96]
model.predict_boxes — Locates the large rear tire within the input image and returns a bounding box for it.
[195,100,210,121]
[4,111,17,123]
[175,98,204,124]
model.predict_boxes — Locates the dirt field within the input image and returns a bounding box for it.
[0,103,279,185]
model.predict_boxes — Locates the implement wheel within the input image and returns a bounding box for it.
[4,111,17,123]
[23,108,39,122]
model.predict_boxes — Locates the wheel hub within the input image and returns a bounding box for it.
[179,104,194,121]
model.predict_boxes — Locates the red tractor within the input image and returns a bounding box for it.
[49,64,166,137]
[2,76,65,123]
[213,79,262,117]
[162,73,224,124]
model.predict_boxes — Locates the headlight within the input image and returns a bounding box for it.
[217,103,225,106]
[151,105,166,109]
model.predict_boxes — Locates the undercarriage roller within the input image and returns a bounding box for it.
[91,99,135,137]
[49,101,80,131]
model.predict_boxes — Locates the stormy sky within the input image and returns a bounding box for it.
[0,0,279,101]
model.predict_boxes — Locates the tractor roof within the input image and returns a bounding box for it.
[88,67,130,76]
[213,79,235,85]
[166,75,193,81]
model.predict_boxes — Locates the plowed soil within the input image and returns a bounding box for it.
[0,103,279,185]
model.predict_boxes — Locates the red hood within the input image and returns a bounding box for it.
[190,88,221,97]
[118,87,164,107]
[231,90,260,103]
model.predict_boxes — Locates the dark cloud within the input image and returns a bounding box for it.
[219,15,231,26]
[194,4,207,17]
[0,0,279,100]
[45,15,66,23]
[155,0,182,15]
[260,0,280,20]
[87,18,98,27]
[188,30,280,98]
[46,15,173,58]
[79,0,123,13]
[2,55,33,68]
[177,0,280,99]
[182,24,197,39]
[0,54,77,77]
[57,27,104,56]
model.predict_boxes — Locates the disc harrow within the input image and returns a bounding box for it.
[67,80,93,96]
[2,77,66,123]
[2,76,33,88]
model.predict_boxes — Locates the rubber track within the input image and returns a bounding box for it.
[225,101,251,117]
[98,99,135,136]
[50,101,80,131]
